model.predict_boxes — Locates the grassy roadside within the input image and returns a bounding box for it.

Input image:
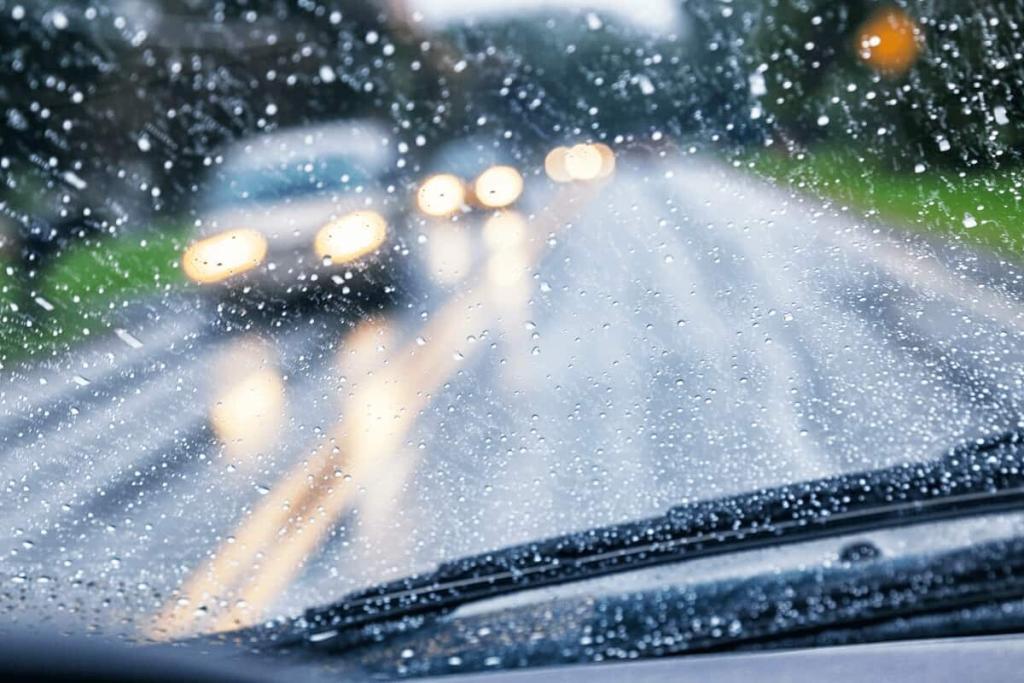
[0,224,188,366]
[740,148,1024,257]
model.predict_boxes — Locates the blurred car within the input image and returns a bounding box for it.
[182,119,403,305]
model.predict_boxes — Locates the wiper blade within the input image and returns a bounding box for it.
[278,430,1024,645]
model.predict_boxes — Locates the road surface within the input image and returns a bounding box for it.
[2,151,1024,639]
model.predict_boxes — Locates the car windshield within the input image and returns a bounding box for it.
[204,122,389,208]
[206,156,376,208]
[3,0,1024,675]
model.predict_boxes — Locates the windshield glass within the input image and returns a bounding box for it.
[2,0,1024,670]
[206,157,375,208]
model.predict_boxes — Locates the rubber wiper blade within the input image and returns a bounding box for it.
[286,430,1024,644]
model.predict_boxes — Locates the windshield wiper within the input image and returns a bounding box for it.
[262,429,1024,647]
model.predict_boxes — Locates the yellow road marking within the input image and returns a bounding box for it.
[151,181,597,639]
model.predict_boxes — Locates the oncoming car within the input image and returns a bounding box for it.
[181,119,403,305]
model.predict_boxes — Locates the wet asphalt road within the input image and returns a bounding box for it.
[3,153,1024,637]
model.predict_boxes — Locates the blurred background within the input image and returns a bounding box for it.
[1,0,1021,365]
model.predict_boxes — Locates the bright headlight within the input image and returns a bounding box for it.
[182,228,268,284]
[592,142,616,179]
[564,143,603,181]
[416,173,465,217]
[474,165,523,208]
[544,146,573,183]
[314,210,388,264]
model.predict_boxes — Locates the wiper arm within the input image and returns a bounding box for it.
[276,430,1024,645]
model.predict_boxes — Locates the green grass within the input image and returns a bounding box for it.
[739,148,1024,256]
[0,224,188,366]
[4,150,1023,365]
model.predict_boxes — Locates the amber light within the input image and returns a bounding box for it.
[855,6,921,76]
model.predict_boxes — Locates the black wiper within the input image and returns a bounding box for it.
[269,429,1024,646]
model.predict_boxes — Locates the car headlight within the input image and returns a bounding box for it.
[182,228,268,284]
[416,173,465,217]
[473,165,523,208]
[314,210,388,264]
[545,143,616,182]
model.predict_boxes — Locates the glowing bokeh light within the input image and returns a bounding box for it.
[565,143,604,180]
[416,173,465,216]
[544,146,573,182]
[314,210,388,263]
[474,165,524,208]
[182,229,267,284]
[855,7,921,76]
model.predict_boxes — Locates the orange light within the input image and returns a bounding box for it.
[855,7,921,76]
[182,229,267,284]
[314,210,388,263]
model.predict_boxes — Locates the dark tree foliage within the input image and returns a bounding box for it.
[684,0,1024,169]
[0,0,442,265]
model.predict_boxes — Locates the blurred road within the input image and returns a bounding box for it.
[4,152,1024,638]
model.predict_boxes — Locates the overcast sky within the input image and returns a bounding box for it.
[406,0,684,35]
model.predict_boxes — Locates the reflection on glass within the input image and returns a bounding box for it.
[334,318,395,381]
[487,250,529,288]
[425,223,474,285]
[484,211,529,289]
[181,229,267,284]
[416,173,466,216]
[209,340,285,460]
[473,165,524,208]
[314,210,388,264]
[483,210,526,250]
